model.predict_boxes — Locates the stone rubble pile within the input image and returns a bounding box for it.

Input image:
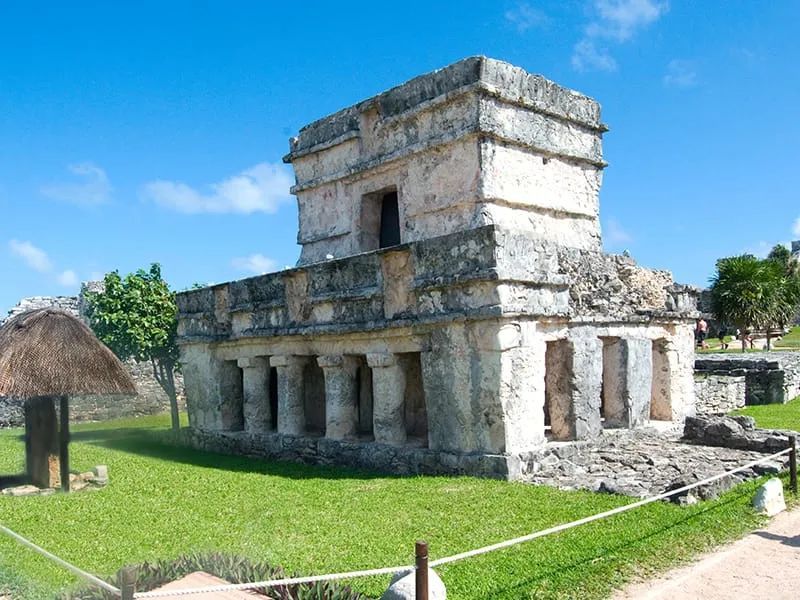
[525,426,788,501]
[683,414,794,452]
[0,465,109,496]
[1,295,79,325]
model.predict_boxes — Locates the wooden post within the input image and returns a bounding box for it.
[59,396,70,493]
[415,540,428,600]
[789,435,797,495]
[118,566,137,600]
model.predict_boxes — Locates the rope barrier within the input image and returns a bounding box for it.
[132,564,413,598]
[131,445,792,598]
[429,446,792,567]
[0,524,121,595]
[1,444,792,598]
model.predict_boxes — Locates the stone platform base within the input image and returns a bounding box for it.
[525,427,788,500]
[175,425,790,501]
[176,428,528,480]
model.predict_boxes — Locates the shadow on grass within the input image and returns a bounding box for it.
[465,487,759,600]
[0,474,27,488]
[78,426,395,482]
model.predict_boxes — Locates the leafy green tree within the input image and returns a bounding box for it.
[767,244,798,277]
[84,264,181,430]
[710,254,800,351]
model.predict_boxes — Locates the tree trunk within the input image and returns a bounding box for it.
[165,366,180,431]
[152,358,180,431]
[767,329,772,351]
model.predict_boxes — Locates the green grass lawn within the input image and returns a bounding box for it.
[775,326,800,349]
[0,415,788,599]
[734,395,800,430]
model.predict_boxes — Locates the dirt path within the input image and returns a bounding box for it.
[614,507,800,599]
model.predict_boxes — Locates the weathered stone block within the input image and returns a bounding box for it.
[753,478,786,516]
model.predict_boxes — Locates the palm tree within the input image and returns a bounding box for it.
[710,254,800,352]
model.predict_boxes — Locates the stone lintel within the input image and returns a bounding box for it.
[237,356,267,369]
[317,355,358,371]
[270,355,307,369]
[366,352,399,368]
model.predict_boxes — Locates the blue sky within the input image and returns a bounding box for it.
[2,1,799,313]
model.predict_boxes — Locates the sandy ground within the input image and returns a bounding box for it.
[614,507,800,599]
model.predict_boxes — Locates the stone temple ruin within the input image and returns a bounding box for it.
[176,57,699,479]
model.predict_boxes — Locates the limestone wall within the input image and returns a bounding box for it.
[694,352,800,414]
[175,56,699,479]
[694,373,747,415]
[178,225,695,345]
[285,57,607,265]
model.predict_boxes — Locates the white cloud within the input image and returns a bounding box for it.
[572,39,618,72]
[143,162,293,215]
[604,218,633,245]
[505,2,548,32]
[9,240,52,272]
[232,253,278,275]
[41,162,112,206]
[8,239,82,287]
[793,217,800,238]
[572,0,668,72]
[589,0,669,42]
[663,59,697,88]
[57,269,79,287]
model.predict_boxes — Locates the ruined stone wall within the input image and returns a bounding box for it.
[694,353,800,414]
[178,223,697,464]
[286,57,606,266]
[176,56,699,479]
[1,291,183,428]
[694,373,747,415]
[3,296,79,322]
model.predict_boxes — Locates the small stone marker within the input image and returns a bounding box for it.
[92,465,109,485]
[381,568,446,600]
[753,478,786,516]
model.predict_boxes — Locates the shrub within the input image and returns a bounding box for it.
[61,552,370,599]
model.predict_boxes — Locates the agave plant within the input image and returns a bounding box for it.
[60,552,370,600]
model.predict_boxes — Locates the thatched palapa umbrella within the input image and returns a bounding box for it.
[0,308,136,492]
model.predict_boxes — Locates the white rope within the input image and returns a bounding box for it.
[429,446,792,567]
[0,523,120,595]
[133,564,412,598]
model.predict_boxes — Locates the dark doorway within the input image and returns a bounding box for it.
[269,366,278,431]
[379,191,401,248]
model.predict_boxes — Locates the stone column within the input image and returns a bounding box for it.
[650,338,672,420]
[237,357,270,433]
[270,355,307,436]
[569,332,603,440]
[317,355,358,440]
[367,352,407,446]
[602,338,653,429]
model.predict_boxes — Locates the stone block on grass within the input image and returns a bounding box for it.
[753,478,786,516]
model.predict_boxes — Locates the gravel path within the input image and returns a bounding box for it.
[614,507,800,599]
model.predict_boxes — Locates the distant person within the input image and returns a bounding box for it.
[696,318,709,349]
[740,328,754,349]
[718,326,729,350]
